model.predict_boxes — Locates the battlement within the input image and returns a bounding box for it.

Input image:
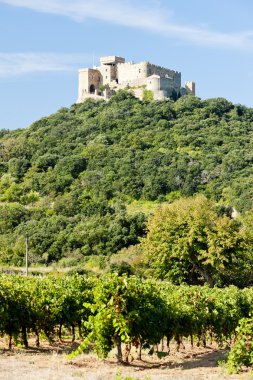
[100,56,125,65]
[77,56,195,103]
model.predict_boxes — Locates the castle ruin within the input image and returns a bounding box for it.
[77,56,195,102]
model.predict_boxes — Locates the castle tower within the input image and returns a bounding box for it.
[99,56,125,85]
[185,81,196,96]
[100,56,125,65]
[77,68,102,103]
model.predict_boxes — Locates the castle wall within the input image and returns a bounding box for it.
[153,90,168,100]
[98,65,117,85]
[100,56,125,65]
[160,77,174,91]
[185,81,196,96]
[77,68,102,103]
[146,76,160,92]
[115,78,147,90]
[117,61,149,83]
[133,87,167,101]
[77,56,194,103]
[147,63,181,89]
[145,76,176,96]
[78,69,89,102]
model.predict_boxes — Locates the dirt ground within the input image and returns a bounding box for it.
[0,338,252,380]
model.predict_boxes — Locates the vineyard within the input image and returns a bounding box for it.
[0,274,252,373]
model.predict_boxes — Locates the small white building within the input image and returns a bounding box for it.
[77,56,195,102]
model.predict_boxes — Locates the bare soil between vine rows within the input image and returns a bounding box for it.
[0,338,252,380]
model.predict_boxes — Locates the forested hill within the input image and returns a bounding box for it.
[1,91,253,267]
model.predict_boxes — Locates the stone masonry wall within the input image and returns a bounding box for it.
[77,56,194,102]
[117,61,149,83]
[78,68,101,102]
[98,65,116,85]
[117,61,181,89]
[146,63,181,90]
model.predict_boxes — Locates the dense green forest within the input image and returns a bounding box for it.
[0,91,253,285]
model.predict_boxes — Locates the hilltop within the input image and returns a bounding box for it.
[0,91,253,272]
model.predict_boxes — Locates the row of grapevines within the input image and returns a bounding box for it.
[0,274,94,348]
[0,273,252,372]
[72,275,253,363]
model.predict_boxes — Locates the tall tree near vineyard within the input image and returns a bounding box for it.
[142,195,249,287]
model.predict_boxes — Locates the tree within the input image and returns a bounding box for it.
[142,89,154,102]
[2,94,253,267]
[142,195,247,287]
[8,158,30,180]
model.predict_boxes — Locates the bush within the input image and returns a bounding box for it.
[142,90,154,102]
[227,318,253,373]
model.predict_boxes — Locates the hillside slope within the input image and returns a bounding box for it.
[1,91,253,266]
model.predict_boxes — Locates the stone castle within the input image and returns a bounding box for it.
[77,56,195,103]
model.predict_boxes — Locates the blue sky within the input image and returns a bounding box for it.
[1,0,253,129]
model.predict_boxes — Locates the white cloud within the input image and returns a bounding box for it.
[1,0,253,51]
[0,52,92,77]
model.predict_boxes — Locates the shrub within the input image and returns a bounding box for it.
[227,318,253,373]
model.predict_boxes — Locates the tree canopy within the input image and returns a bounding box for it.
[142,196,252,287]
[0,92,253,278]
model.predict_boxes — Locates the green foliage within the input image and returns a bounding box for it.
[85,274,167,359]
[170,89,181,101]
[0,202,29,233]
[0,274,94,346]
[108,261,134,276]
[1,93,253,268]
[142,195,250,286]
[0,273,253,369]
[227,318,253,373]
[8,158,30,180]
[142,89,154,102]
